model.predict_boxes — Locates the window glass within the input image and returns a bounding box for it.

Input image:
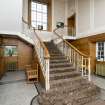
[96,42,104,61]
[32,2,36,10]
[43,23,47,30]
[43,14,47,22]
[37,3,42,12]
[37,12,42,21]
[32,11,36,21]
[32,22,37,28]
[31,2,48,30]
[42,5,47,13]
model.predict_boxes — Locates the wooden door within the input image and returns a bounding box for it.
[68,14,76,36]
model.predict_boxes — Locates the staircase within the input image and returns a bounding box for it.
[37,41,104,105]
[22,19,104,105]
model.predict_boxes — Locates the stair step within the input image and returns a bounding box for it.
[50,62,72,68]
[50,76,84,88]
[50,68,75,74]
[50,59,69,63]
[50,53,63,56]
[49,50,60,53]
[50,66,75,71]
[38,85,99,105]
[50,71,80,81]
[85,99,105,105]
[50,55,66,59]
[43,82,92,96]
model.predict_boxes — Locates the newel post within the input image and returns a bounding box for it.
[81,56,84,77]
[88,58,91,81]
[45,58,50,91]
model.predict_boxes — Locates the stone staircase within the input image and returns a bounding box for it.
[37,41,104,105]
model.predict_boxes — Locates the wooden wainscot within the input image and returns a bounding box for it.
[96,61,105,76]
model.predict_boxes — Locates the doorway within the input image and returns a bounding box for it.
[67,14,76,36]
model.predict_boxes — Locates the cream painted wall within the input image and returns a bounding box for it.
[67,0,75,18]
[94,0,105,29]
[22,0,28,22]
[67,0,105,38]
[52,0,66,30]
[77,0,90,35]
[0,0,22,34]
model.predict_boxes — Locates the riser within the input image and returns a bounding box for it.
[50,64,72,68]
[71,95,98,105]
[50,66,75,71]
[50,76,84,88]
[50,69,75,74]
[50,58,67,60]
[50,62,71,66]
[50,60,69,63]
[38,87,99,105]
[50,72,80,81]
[41,85,99,99]
[85,99,105,105]
[42,82,92,96]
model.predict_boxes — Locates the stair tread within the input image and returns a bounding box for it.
[50,76,83,85]
[39,85,99,105]
[50,70,80,77]
[45,82,92,95]
[50,62,71,65]
[50,63,72,68]
[50,66,74,71]
[85,99,105,105]
[50,69,75,74]
[50,59,69,63]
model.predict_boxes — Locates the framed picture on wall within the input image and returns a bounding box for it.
[4,46,17,56]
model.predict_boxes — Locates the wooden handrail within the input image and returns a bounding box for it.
[54,28,88,57]
[22,17,50,58]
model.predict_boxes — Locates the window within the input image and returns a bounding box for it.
[31,2,48,30]
[4,46,17,56]
[96,42,105,61]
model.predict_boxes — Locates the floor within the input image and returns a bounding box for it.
[92,75,105,90]
[0,71,105,105]
[91,74,105,100]
[0,71,38,105]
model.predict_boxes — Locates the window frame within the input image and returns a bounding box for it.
[96,42,105,61]
[31,1,48,31]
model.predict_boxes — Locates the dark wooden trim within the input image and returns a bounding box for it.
[96,61,105,64]
[73,33,105,43]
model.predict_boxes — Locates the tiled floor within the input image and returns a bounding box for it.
[92,75,105,89]
[0,71,26,83]
[91,75,105,100]
[0,71,38,105]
